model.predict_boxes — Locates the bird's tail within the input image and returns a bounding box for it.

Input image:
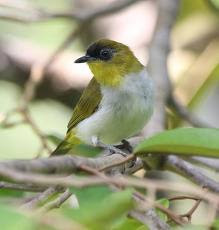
[51,131,81,156]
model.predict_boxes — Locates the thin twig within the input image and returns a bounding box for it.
[39,189,72,212]
[19,108,52,154]
[169,195,199,202]
[0,153,219,193]
[0,181,46,192]
[21,187,59,210]
[80,164,172,227]
[180,199,202,222]
[189,157,219,172]
[0,165,218,205]
[99,154,135,172]
[165,155,219,193]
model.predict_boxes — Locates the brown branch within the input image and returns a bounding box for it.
[39,189,72,212]
[169,195,202,223]
[165,155,219,193]
[180,199,202,222]
[80,164,176,227]
[0,164,218,204]
[21,187,59,210]
[189,157,219,172]
[0,181,46,192]
[0,152,219,193]
[1,162,217,227]
[0,154,134,175]
[169,195,199,202]
[99,154,136,172]
[130,209,171,229]
[19,108,52,154]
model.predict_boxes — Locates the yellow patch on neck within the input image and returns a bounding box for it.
[88,57,143,87]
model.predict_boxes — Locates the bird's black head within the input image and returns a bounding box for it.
[75,39,119,63]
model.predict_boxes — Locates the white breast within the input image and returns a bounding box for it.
[75,68,154,144]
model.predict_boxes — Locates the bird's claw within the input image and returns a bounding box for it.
[115,139,133,153]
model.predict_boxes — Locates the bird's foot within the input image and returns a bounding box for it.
[115,139,133,153]
[91,137,136,169]
[99,143,128,157]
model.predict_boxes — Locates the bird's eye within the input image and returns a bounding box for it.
[99,49,112,61]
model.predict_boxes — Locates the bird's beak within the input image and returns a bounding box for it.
[74,55,95,63]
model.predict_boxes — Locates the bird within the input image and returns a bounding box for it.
[52,39,154,156]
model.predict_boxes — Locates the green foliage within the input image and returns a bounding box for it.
[0,204,36,230]
[135,128,219,158]
[174,225,207,230]
[178,0,212,20]
[63,187,136,230]
[73,144,102,157]
[156,198,170,222]
[212,219,219,229]
[112,217,148,230]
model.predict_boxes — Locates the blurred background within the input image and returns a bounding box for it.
[0,0,219,227]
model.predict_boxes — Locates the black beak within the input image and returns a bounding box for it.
[74,55,95,63]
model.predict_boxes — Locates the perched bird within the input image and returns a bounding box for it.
[52,39,154,156]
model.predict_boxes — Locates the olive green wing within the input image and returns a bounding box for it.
[67,77,102,133]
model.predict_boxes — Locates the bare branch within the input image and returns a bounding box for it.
[0,181,46,192]
[18,108,52,154]
[180,199,201,222]
[189,157,219,172]
[165,155,219,193]
[22,187,59,210]
[0,154,131,175]
[130,209,170,230]
[39,189,72,212]
[0,165,218,203]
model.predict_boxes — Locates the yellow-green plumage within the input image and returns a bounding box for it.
[67,78,101,132]
[52,78,101,155]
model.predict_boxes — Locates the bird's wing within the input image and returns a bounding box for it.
[67,77,102,133]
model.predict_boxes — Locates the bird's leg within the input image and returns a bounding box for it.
[91,136,127,157]
[115,139,136,167]
[115,139,133,153]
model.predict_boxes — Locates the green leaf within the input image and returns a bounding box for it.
[73,144,102,157]
[135,128,219,158]
[112,217,147,230]
[156,198,170,222]
[84,189,134,230]
[173,225,206,230]
[0,204,35,230]
[64,188,134,230]
[212,218,219,229]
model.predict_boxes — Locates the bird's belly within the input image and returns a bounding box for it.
[75,94,153,144]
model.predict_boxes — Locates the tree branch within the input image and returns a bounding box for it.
[0,181,46,192]
[189,156,219,172]
[165,155,219,193]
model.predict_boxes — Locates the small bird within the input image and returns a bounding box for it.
[52,39,154,156]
